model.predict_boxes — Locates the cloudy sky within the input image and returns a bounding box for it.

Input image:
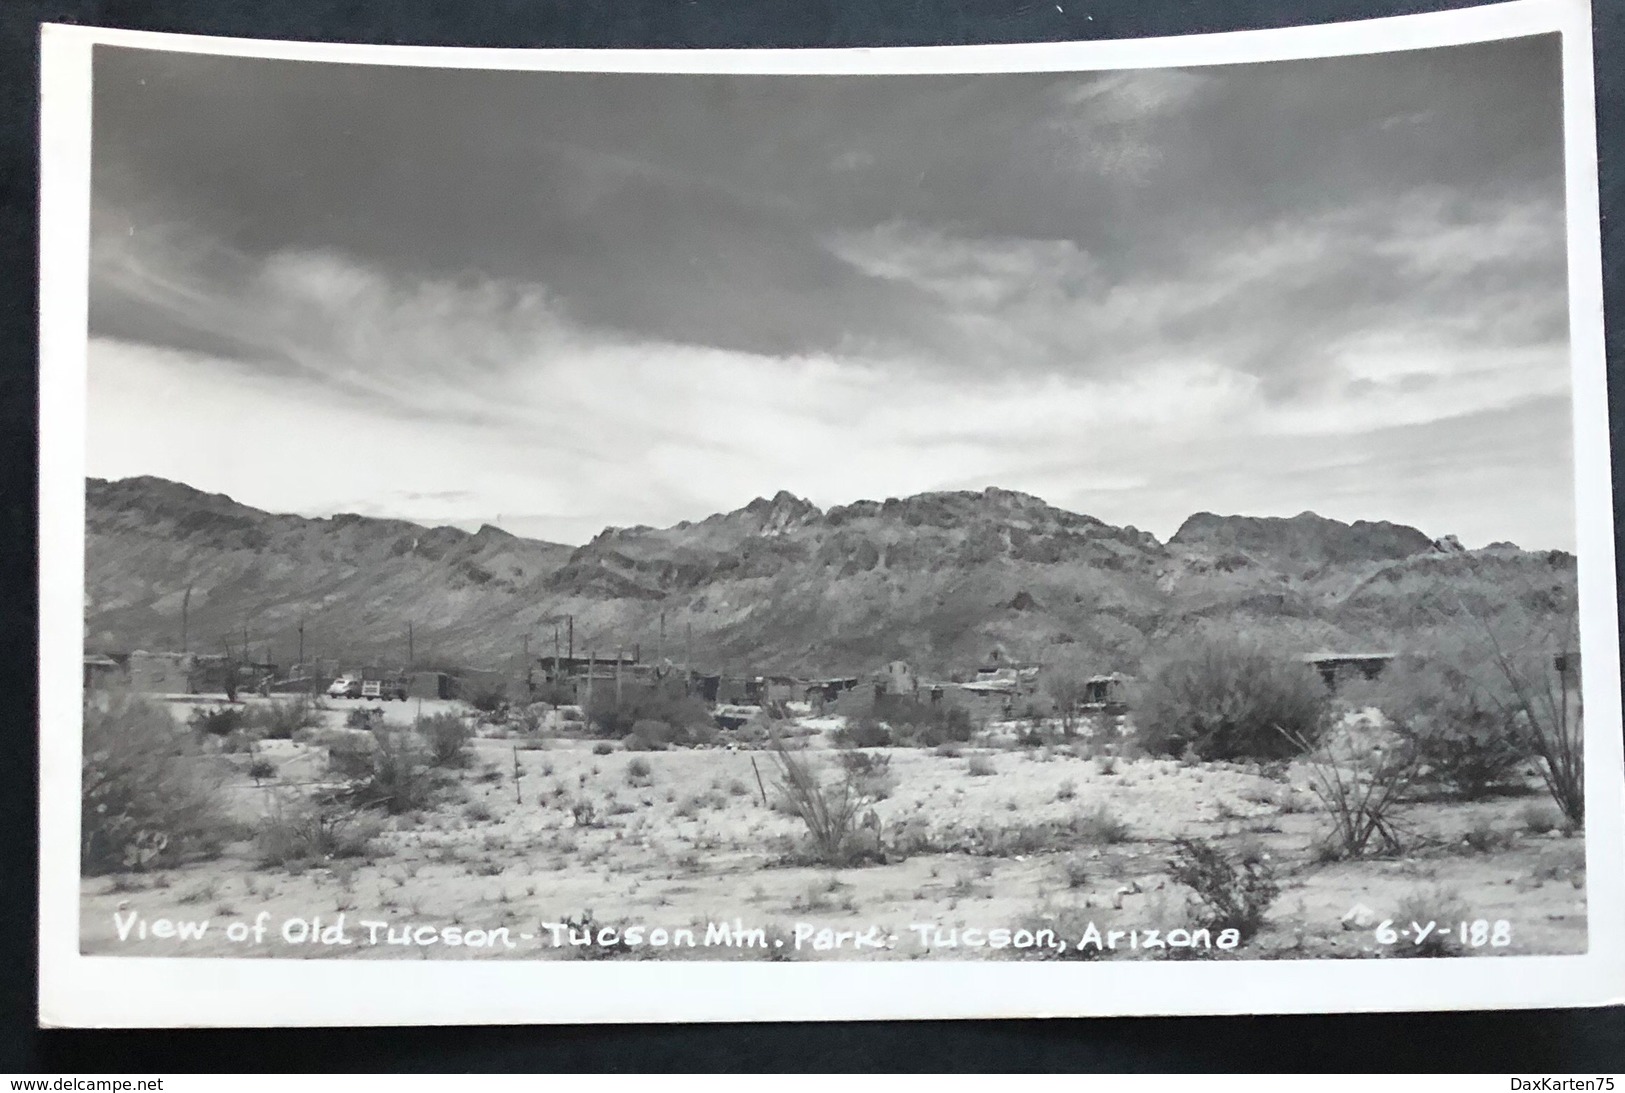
[86,35,1575,548]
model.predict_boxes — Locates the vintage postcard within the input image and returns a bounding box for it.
[38,0,1624,1027]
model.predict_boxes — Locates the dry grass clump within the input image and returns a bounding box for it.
[1387,886,1470,958]
[965,754,997,777]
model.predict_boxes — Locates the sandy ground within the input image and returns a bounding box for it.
[81,697,1588,962]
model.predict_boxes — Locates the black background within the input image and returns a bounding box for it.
[1,0,1621,1073]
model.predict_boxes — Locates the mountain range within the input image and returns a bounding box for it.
[84,476,1575,678]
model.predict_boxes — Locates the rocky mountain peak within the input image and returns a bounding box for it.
[1170,510,1435,570]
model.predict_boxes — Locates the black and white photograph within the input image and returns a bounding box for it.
[35,0,1624,1026]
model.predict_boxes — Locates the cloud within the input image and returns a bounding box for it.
[82,38,1576,549]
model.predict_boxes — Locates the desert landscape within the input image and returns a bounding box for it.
[80,536,1587,964]
[74,38,1589,968]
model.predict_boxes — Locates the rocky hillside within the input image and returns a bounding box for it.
[83,476,1574,677]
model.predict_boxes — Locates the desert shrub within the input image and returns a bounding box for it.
[1370,654,1531,801]
[1462,816,1513,854]
[1136,635,1327,761]
[625,756,653,786]
[836,750,897,800]
[464,801,494,823]
[587,686,711,739]
[966,754,997,777]
[627,719,674,751]
[1072,802,1130,844]
[836,718,893,748]
[1167,837,1278,941]
[1056,778,1077,802]
[1094,755,1118,776]
[1016,725,1048,749]
[345,707,381,731]
[419,711,473,768]
[1478,617,1583,827]
[514,704,544,734]
[768,731,880,865]
[1291,724,1416,859]
[1060,853,1090,889]
[1387,887,1469,958]
[256,794,382,867]
[189,704,249,737]
[347,728,439,814]
[250,696,321,739]
[247,757,278,782]
[467,684,511,714]
[593,740,616,756]
[82,690,230,875]
[571,799,602,828]
[858,695,975,748]
[1519,802,1561,836]
[220,728,261,754]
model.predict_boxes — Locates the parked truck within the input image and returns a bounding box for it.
[326,670,407,701]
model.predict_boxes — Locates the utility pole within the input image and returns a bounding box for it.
[297,617,305,668]
[553,624,561,679]
[180,584,192,654]
[522,632,531,696]
[658,610,666,666]
[567,616,574,663]
[585,647,595,710]
[615,645,624,707]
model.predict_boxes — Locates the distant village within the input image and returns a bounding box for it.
[83,640,1150,722]
[82,633,1463,731]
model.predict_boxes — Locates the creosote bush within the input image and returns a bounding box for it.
[1365,654,1530,801]
[257,794,382,868]
[1136,634,1327,761]
[588,686,712,740]
[419,711,473,768]
[844,696,975,749]
[346,728,440,814]
[965,754,997,777]
[189,704,249,737]
[836,750,897,800]
[1167,837,1278,942]
[467,684,511,714]
[250,695,322,739]
[83,689,230,875]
